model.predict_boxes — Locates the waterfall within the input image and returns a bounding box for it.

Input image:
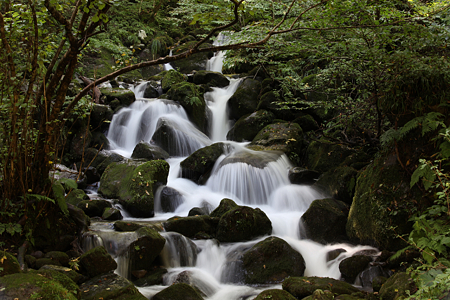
[164,49,174,71]
[206,32,229,73]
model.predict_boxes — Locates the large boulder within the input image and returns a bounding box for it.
[161,69,186,92]
[300,198,349,244]
[79,272,148,300]
[242,236,306,284]
[131,141,170,160]
[346,150,421,250]
[98,160,169,218]
[163,215,218,239]
[79,246,117,278]
[216,206,272,243]
[127,227,166,273]
[193,70,229,88]
[288,167,321,185]
[180,142,227,184]
[0,252,20,276]
[314,166,358,204]
[227,110,275,142]
[166,82,208,132]
[378,272,417,300]
[152,282,204,300]
[282,276,360,299]
[210,198,239,218]
[339,255,373,283]
[157,186,185,212]
[91,103,114,131]
[305,139,355,173]
[227,78,261,120]
[100,87,136,106]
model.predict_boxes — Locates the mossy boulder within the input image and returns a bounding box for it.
[288,167,321,184]
[65,189,90,206]
[127,227,166,272]
[180,142,227,184]
[339,255,373,283]
[114,220,143,232]
[96,152,125,175]
[346,150,421,250]
[143,81,160,98]
[0,252,20,276]
[133,267,168,287]
[77,199,112,218]
[44,251,70,267]
[282,276,360,299]
[305,139,356,173]
[102,207,123,220]
[300,198,350,244]
[90,103,114,131]
[242,236,305,284]
[79,272,147,300]
[35,258,61,269]
[227,78,261,120]
[0,271,78,300]
[161,69,187,92]
[192,70,229,88]
[39,265,83,284]
[83,166,101,184]
[100,87,136,106]
[210,198,239,218]
[293,114,319,132]
[153,282,204,300]
[216,206,272,243]
[166,81,208,132]
[79,246,117,278]
[131,141,170,160]
[378,272,416,300]
[157,186,185,213]
[254,289,297,300]
[98,160,170,218]
[163,215,218,239]
[314,166,358,204]
[227,110,275,142]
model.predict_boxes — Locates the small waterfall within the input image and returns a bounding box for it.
[206,33,229,73]
[164,49,174,71]
[160,232,198,268]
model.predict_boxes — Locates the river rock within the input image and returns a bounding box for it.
[210,198,238,218]
[96,152,125,175]
[300,198,349,244]
[305,139,355,173]
[378,272,416,300]
[166,82,208,132]
[242,236,305,284]
[162,232,199,267]
[158,186,185,212]
[254,289,297,300]
[339,255,372,283]
[314,166,358,204]
[161,69,187,92]
[79,246,117,278]
[100,87,136,106]
[83,166,101,184]
[65,189,90,206]
[0,252,20,276]
[282,276,360,299]
[90,103,114,131]
[134,267,168,286]
[128,227,166,272]
[227,78,261,120]
[98,160,169,218]
[114,220,143,232]
[216,206,272,243]
[102,207,123,220]
[79,272,147,300]
[288,167,321,184]
[152,282,204,300]
[227,110,275,142]
[143,81,160,98]
[131,141,170,160]
[77,199,112,218]
[163,215,219,239]
[180,142,227,184]
[193,70,229,88]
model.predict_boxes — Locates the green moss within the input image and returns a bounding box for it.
[0,252,21,276]
[161,69,186,92]
[254,289,297,300]
[210,198,238,218]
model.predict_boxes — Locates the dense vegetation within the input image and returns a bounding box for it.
[1,0,450,297]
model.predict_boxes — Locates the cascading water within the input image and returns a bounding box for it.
[206,32,228,73]
[88,38,379,300]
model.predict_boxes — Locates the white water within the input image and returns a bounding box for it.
[95,44,379,299]
[206,32,229,73]
[164,49,174,71]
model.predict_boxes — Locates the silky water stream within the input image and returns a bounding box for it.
[83,56,378,299]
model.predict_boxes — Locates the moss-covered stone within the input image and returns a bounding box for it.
[0,252,20,276]
[314,166,358,204]
[102,207,123,220]
[100,87,136,106]
[77,199,112,218]
[39,265,83,284]
[65,189,90,206]
[282,276,360,299]
[192,70,229,88]
[180,142,227,184]
[216,206,272,243]
[133,267,168,286]
[227,110,275,142]
[98,160,169,218]
[44,251,70,267]
[79,246,117,278]
[163,215,218,239]
[131,141,169,160]
[227,78,261,120]
[128,227,166,272]
[36,268,80,298]
[293,114,319,132]
[378,272,416,300]
[161,69,187,92]
[152,282,204,300]
[339,255,372,283]
[114,220,143,232]
[90,103,114,131]
[243,236,305,284]
[254,289,297,300]
[35,257,62,269]
[305,139,355,173]
[210,198,238,218]
[301,198,350,244]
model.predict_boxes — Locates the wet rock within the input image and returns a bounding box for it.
[96,152,125,175]
[188,207,209,216]
[98,160,169,218]
[153,282,204,300]
[216,206,272,243]
[131,141,169,160]
[77,199,112,218]
[378,272,416,300]
[79,272,147,300]
[180,142,227,184]
[128,227,166,272]
[301,198,349,244]
[314,166,358,205]
[79,246,117,278]
[102,207,123,221]
[339,255,372,283]
[133,267,168,286]
[358,265,391,290]
[44,251,70,267]
[305,139,355,173]
[83,166,101,184]
[114,220,143,232]
[254,289,297,300]
[227,110,275,142]
[90,103,114,131]
[162,232,199,267]
[164,215,218,239]
[326,248,346,262]
[161,69,187,92]
[282,276,360,299]
[65,189,90,206]
[288,167,321,184]
[143,81,160,98]
[227,78,261,120]
[242,236,306,284]
[100,87,136,106]
[67,203,91,234]
[172,270,215,298]
[210,198,238,218]
[193,70,229,88]
[0,252,20,276]
[158,186,185,213]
